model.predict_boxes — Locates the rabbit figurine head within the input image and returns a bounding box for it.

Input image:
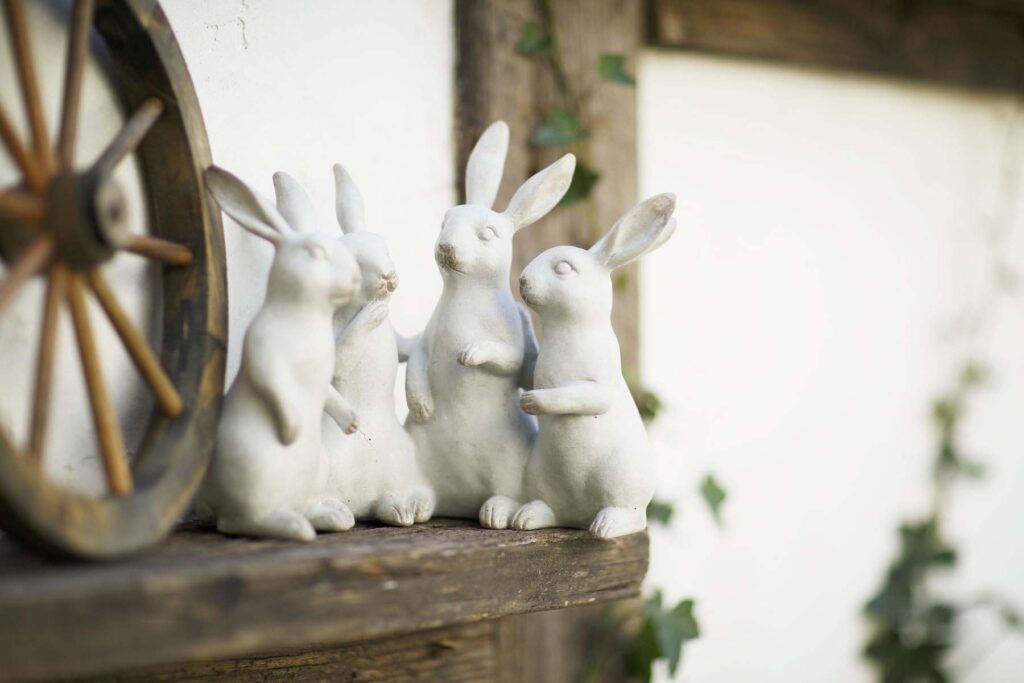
[519,193,677,321]
[435,121,576,283]
[205,166,361,309]
[332,163,398,308]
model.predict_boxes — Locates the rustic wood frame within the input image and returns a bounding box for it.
[648,0,1024,92]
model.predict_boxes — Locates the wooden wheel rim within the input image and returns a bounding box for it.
[0,0,226,559]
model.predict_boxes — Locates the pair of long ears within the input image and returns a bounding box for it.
[590,193,677,271]
[204,164,368,244]
[465,121,577,231]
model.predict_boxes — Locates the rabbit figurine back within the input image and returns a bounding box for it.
[198,166,363,541]
[404,121,576,524]
[321,164,434,526]
[511,194,677,539]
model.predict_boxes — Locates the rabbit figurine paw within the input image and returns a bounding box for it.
[479,495,520,529]
[407,393,434,423]
[307,498,356,532]
[511,500,557,530]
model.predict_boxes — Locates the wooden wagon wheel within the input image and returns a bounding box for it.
[0,0,225,559]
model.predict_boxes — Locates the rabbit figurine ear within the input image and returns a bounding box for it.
[465,121,509,209]
[333,163,366,234]
[503,153,576,231]
[590,193,676,271]
[205,165,293,244]
[273,172,318,234]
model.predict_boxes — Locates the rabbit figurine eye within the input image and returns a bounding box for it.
[479,226,497,242]
[554,260,574,275]
[307,244,327,260]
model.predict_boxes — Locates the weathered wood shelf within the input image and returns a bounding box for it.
[0,519,648,682]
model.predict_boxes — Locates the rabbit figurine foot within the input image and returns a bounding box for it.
[217,510,316,542]
[375,495,417,527]
[409,489,436,523]
[307,498,356,532]
[479,495,520,529]
[510,499,556,531]
[589,507,645,539]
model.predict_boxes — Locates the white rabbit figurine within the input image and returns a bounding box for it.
[511,193,677,539]
[321,164,434,526]
[198,166,362,541]
[404,121,576,524]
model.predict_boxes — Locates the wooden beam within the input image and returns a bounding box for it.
[0,520,648,682]
[648,0,1024,92]
[456,0,644,378]
[74,622,499,682]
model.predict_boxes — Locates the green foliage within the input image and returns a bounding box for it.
[629,592,700,681]
[516,20,550,55]
[862,360,1022,680]
[647,499,674,526]
[631,384,663,423]
[559,160,600,206]
[530,110,589,147]
[598,53,636,86]
[700,474,727,525]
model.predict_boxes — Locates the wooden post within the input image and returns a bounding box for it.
[456,2,644,680]
[456,0,643,379]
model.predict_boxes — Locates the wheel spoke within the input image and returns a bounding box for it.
[28,265,66,461]
[66,273,133,495]
[0,190,44,223]
[56,0,95,168]
[0,234,52,312]
[86,269,183,417]
[0,100,45,192]
[3,0,54,173]
[92,98,163,179]
[121,234,193,267]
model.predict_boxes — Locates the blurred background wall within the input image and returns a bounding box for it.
[640,52,1024,681]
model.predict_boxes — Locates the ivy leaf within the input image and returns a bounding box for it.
[598,53,636,86]
[558,161,599,206]
[647,499,674,525]
[530,110,589,147]
[516,20,550,55]
[700,474,727,525]
[1000,604,1023,630]
[640,592,700,677]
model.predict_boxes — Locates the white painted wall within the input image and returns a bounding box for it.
[639,53,1024,682]
[160,0,456,385]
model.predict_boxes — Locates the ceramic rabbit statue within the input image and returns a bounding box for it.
[404,121,576,524]
[198,166,362,541]
[511,193,677,539]
[321,164,434,526]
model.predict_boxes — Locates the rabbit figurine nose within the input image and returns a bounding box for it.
[382,271,399,292]
[435,243,459,271]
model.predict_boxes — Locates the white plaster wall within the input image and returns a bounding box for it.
[160,0,456,386]
[639,53,1024,682]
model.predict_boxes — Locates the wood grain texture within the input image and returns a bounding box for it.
[456,0,643,378]
[0,519,648,682]
[76,622,499,683]
[649,0,1024,92]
